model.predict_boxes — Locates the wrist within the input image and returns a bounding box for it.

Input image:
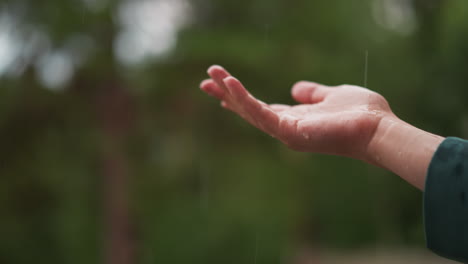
[365,114,445,190]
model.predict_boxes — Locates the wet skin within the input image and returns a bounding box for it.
[200,65,444,190]
[200,65,392,160]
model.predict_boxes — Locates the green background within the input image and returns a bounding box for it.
[0,0,467,263]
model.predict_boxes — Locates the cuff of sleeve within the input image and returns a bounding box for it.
[424,137,468,263]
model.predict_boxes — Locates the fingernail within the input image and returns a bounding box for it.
[222,76,235,85]
[200,79,210,87]
[207,65,223,74]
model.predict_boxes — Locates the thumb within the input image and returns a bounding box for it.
[291,81,331,104]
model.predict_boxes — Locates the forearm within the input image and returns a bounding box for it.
[365,115,445,190]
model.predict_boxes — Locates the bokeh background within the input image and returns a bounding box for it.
[0,0,467,263]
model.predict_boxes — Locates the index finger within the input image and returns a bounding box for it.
[223,76,279,135]
[207,65,231,94]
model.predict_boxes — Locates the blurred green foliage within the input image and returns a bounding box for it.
[0,0,467,263]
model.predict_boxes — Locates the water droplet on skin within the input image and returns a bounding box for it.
[302,133,309,139]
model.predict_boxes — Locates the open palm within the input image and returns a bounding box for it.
[201,65,394,159]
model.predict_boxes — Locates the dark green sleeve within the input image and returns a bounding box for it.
[424,137,468,263]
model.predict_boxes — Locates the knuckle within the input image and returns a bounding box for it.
[294,81,308,86]
[339,84,355,89]
[369,92,388,104]
[293,81,314,89]
[278,121,302,150]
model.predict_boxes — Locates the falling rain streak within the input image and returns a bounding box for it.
[364,50,369,88]
[254,233,259,264]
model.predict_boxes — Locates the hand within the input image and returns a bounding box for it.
[200,65,394,160]
[201,65,445,190]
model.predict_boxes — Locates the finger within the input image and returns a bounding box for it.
[269,104,291,113]
[221,101,257,125]
[205,67,250,117]
[221,101,233,111]
[200,79,225,100]
[207,65,231,94]
[291,81,331,104]
[223,76,279,135]
[205,67,257,124]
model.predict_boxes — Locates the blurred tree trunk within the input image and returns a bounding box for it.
[412,0,446,54]
[96,81,136,264]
